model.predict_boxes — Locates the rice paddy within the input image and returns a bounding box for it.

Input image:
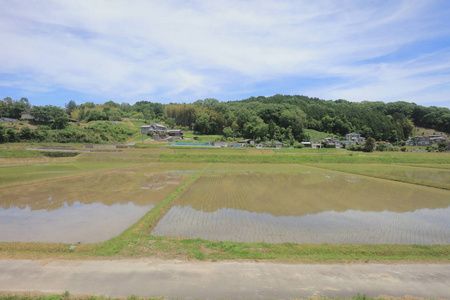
[0,163,201,243]
[152,164,450,245]
[313,163,450,189]
[1,148,449,261]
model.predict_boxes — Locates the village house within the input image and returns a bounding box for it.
[20,111,34,120]
[301,141,322,148]
[234,139,254,147]
[345,133,366,144]
[141,122,183,141]
[141,122,167,134]
[167,129,183,137]
[411,136,430,146]
[323,137,342,149]
[429,134,447,144]
[410,135,447,146]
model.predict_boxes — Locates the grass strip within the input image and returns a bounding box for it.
[83,163,211,256]
[159,152,450,164]
[0,149,44,158]
[0,161,141,188]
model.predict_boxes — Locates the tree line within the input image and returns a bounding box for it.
[1,95,449,144]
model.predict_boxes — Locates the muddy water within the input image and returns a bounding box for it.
[152,167,450,244]
[0,168,189,243]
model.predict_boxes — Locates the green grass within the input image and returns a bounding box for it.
[0,149,45,158]
[182,131,223,143]
[304,129,336,141]
[0,160,140,187]
[134,142,169,149]
[159,151,450,164]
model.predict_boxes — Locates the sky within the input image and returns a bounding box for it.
[1,0,449,108]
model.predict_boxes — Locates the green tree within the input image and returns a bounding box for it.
[243,116,268,140]
[222,126,233,138]
[363,137,376,152]
[194,113,211,134]
[437,142,447,152]
[30,105,69,129]
[65,100,77,116]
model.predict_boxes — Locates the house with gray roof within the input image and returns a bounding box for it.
[141,122,167,134]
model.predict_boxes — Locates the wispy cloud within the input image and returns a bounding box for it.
[0,0,449,107]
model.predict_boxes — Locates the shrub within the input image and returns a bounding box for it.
[376,144,388,152]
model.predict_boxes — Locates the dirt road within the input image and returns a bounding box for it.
[0,259,449,299]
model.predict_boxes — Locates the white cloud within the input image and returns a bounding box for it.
[0,0,449,106]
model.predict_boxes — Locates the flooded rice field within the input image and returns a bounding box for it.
[152,164,450,244]
[320,164,450,189]
[0,164,198,243]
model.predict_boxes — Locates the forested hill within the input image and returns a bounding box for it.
[1,95,449,144]
[166,95,449,142]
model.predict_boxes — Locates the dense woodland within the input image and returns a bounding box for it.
[0,95,449,144]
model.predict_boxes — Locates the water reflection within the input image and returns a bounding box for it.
[0,171,183,210]
[152,170,450,244]
[0,169,189,243]
[0,202,155,243]
[174,172,449,216]
[153,206,449,245]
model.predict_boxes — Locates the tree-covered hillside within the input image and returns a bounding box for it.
[165,95,449,142]
[1,95,449,144]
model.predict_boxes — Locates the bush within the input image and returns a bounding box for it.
[376,144,388,152]
[438,142,447,152]
[426,145,439,152]
[292,141,304,148]
[348,144,362,151]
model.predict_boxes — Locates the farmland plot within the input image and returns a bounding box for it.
[0,163,201,243]
[315,164,450,189]
[152,164,450,244]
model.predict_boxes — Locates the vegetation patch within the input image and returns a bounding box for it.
[0,149,44,158]
[41,151,80,158]
[0,161,141,187]
[159,151,450,164]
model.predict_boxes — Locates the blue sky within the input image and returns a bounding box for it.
[1,0,449,108]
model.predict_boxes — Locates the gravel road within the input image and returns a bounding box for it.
[0,259,449,299]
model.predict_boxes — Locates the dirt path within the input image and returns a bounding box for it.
[1,259,449,299]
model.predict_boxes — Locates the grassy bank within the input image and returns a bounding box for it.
[0,160,141,187]
[159,151,450,164]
